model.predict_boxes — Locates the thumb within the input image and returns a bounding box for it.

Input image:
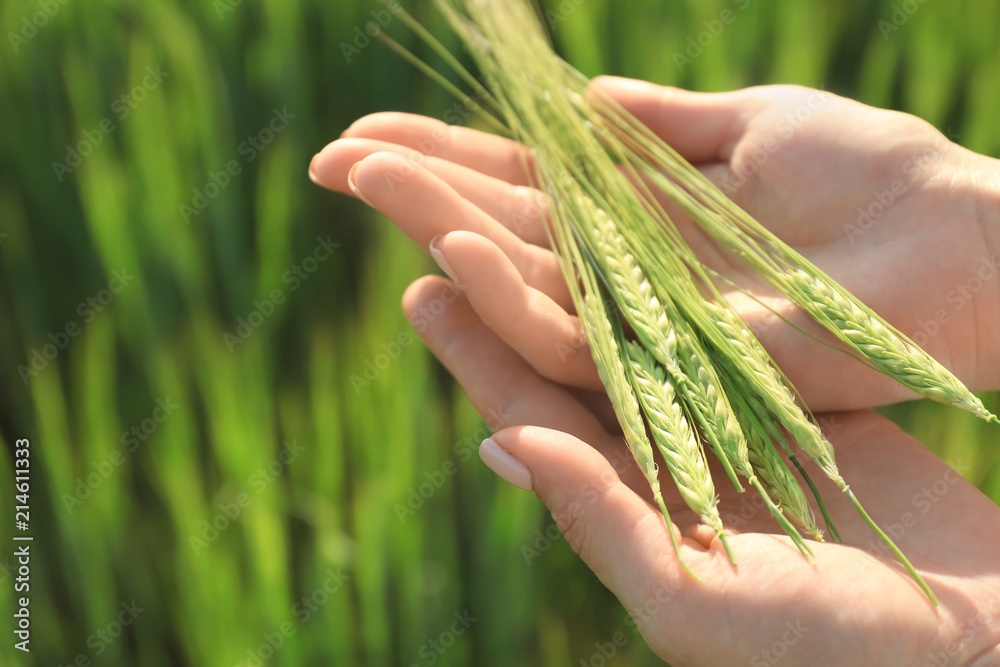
[586,75,763,164]
[479,425,702,618]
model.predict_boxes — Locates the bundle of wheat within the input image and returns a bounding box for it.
[384,0,1000,604]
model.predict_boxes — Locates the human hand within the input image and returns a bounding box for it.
[399,271,1000,666]
[312,77,1000,413]
[307,79,1000,664]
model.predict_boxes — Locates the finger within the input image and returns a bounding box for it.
[588,76,765,164]
[483,426,817,666]
[353,151,573,310]
[402,275,610,457]
[406,274,649,496]
[483,425,707,619]
[310,137,551,246]
[431,230,602,390]
[341,111,534,185]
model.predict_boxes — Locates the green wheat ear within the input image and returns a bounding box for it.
[627,342,735,566]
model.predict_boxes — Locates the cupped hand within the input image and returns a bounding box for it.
[396,244,1000,665]
[400,269,1000,666]
[311,77,1000,412]
[308,79,1000,665]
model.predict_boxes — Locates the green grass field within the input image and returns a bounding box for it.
[1,0,998,665]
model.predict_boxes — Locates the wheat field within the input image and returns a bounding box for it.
[1,1,998,665]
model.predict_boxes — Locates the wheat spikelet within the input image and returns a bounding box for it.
[626,342,735,563]
[578,291,706,578]
[718,358,839,538]
[580,282,658,483]
[786,269,997,423]
[626,342,718,518]
[698,300,843,486]
[582,201,749,491]
[733,397,821,538]
[749,438,820,537]
[673,325,754,484]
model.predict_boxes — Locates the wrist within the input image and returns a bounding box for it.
[966,151,1000,389]
[939,147,1000,391]
[978,158,1000,268]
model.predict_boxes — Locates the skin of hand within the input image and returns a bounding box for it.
[310,77,1000,666]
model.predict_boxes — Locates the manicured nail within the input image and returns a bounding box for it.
[479,438,532,491]
[594,75,648,94]
[308,154,321,185]
[347,162,375,207]
[429,235,460,284]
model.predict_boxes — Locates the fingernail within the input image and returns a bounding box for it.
[308,154,321,185]
[429,234,460,284]
[347,162,375,207]
[479,438,532,491]
[595,76,648,94]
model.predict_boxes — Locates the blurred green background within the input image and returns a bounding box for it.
[1,0,998,665]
